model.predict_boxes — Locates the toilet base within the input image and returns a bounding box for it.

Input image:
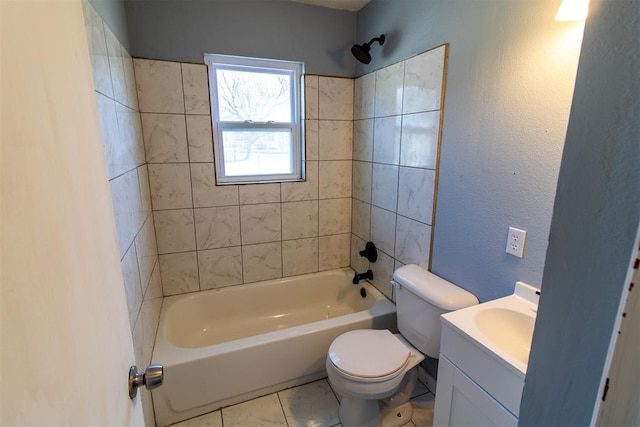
[381,401,414,427]
[339,395,381,427]
[336,367,418,427]
[338,398,414,427]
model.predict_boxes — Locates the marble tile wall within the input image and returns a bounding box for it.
[82,3,161,426]
[133,58,354,295]
[350,45,448,300]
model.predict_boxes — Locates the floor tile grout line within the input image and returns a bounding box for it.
[275,391,290,427]
[170,377,435,427]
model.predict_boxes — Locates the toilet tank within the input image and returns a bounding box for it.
[392,264,478,358]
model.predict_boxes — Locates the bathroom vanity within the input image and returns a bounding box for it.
[433,282,539,426]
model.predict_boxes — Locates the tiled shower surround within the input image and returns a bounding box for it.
[134,46,446,300]
[82,2,161,426]
[350,45,447,299]
[133,60,354,295]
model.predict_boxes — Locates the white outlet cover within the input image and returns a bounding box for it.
[506,226,527,258]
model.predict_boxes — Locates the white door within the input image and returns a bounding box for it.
[1,1,144,425]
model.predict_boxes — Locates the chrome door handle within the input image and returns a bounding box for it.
[128,364,163,399]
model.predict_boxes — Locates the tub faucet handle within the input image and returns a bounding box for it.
[359,241,378,263]
[353,269,374,284]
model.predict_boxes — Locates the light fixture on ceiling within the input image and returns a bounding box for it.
[555,0,590,21]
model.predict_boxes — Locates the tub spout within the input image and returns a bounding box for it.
[353,270,373,284]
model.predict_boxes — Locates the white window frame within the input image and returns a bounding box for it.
[204,54,305,184]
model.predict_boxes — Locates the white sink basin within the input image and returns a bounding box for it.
[475,308,535,365]
[441,281,539,376]
[437,282,539,419]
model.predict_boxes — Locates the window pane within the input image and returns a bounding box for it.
[216,69,292,123]
[222,128,293,176]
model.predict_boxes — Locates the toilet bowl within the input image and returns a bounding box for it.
[326,329,424,427]
[326,264,479,427]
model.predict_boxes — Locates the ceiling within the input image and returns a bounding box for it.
[290,0,371,12]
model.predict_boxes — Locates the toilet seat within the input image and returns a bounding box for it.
[328,330,410,382]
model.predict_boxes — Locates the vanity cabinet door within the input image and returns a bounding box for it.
[434,356,517,427]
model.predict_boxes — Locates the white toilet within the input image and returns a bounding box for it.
[326,264,478,427]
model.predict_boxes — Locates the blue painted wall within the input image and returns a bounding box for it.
[357,0,585,301]
[123,0,357,77]
[520,0,640,423]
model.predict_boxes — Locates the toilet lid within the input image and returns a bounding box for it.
[328,330,410,378]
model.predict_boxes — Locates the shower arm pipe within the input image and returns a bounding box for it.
[365,35,385,47]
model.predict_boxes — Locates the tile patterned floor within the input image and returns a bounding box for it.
[171,377,435,427]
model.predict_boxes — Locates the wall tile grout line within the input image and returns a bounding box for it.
[349,45,446,294]
[137,54,442,304]
[180,63,203,292]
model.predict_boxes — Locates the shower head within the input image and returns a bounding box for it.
[351,34,386,64]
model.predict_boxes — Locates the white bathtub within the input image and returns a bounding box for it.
[151,268,397,426]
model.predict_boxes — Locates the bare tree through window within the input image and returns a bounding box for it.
[217,69,290,122]
[216,69,292,169]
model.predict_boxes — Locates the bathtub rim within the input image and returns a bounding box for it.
[152,268,395,367]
